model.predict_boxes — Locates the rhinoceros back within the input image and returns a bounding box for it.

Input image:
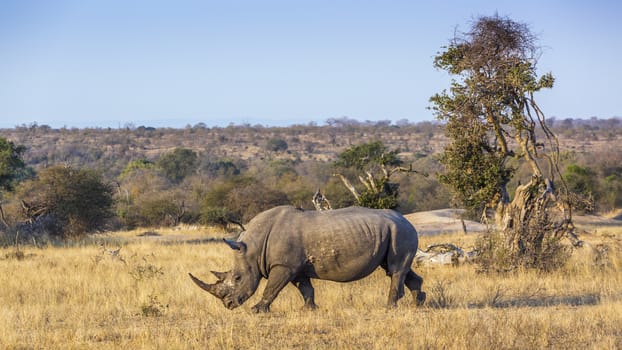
[243,206,418,282]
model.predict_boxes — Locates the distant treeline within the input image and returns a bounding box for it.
[0,117,620,242]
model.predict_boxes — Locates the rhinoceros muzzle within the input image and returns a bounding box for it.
[223,296,243,310]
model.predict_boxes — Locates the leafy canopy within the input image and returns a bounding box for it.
[335,140,402,171]
[430,14,554,212]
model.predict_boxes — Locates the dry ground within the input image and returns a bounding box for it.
[1,214,621,349]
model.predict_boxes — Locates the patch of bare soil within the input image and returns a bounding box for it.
[405,209,488,236]
[573,214,622,227]
[405,208,622,236]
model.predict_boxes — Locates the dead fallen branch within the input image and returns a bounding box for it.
[415,243,477,266]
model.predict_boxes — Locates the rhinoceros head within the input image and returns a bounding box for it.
[189,239,261,310]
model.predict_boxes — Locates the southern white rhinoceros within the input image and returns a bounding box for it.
[189,205,425,312]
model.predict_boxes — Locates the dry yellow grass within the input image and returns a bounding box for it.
[1,226,621,349]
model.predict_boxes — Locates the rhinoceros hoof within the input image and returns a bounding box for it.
[302,303,318,311]
[415,291,427,306]
[251,304,270,313]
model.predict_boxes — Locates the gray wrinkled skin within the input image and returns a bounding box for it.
[189,206,426,312]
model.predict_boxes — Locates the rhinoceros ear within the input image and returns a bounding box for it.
[223,239,247,253]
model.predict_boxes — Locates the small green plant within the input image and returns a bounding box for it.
[92,244,127,265]
[140,294,168,317]
[485,285,506,307]
[427,280,455,308]
[129,256,164,282]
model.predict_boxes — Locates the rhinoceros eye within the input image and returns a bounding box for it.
[233,275,242,282]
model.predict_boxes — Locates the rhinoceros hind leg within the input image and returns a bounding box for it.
[292,276,317,310]
[251,265,294,313]
[405,270,426,306]
[413,291,426,306]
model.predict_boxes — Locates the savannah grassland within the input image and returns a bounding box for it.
[1,224,621,350]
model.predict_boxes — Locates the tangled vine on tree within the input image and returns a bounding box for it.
[431,15,581,270]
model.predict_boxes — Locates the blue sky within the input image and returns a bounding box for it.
[1,0,620,128]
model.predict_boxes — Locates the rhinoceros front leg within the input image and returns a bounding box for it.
[251,265,294,313]
[387,271,408,307]
[292,276,317,310]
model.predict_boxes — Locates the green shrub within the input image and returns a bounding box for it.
[201,176,289,223]
[475,231,571,273]
[156,148,198,184]
[266,138,288,152]
[200,206,237,231]
[14,166,114,237]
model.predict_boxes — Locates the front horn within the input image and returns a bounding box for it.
[188,273,227,299]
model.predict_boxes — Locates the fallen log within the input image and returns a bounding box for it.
[415,243,477,266]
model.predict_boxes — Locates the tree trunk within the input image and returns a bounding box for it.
[497,175,581,268]
[0,203,8,229]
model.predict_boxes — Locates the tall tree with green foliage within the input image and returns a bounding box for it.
[333,141,417,209]
[431,15,580,270]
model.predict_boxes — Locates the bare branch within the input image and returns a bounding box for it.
[358,175,373,192]
[386,164,429,178]
[333,173,360,201]
[365,171,377,192]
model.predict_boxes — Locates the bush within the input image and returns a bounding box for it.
[201,176,290,223]
[156,148,198,184]
[118,193,189,228]
[14,166,114,237]
[138,197,180,227]
[200,206,237,231]
[358,180,399,209]
[201,158,242,179]
[475,231,571,272]
[266,138,288,152]
[563,164,598,212]
[226,184,289,222]
[119,159,154,179]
